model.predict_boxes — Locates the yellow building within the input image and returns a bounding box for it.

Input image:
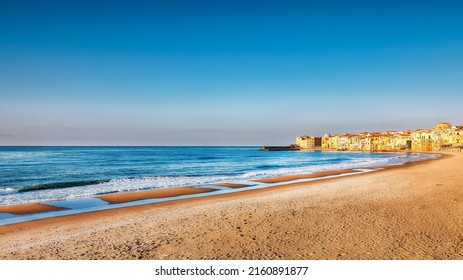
[433,122,452,131]
[296,135,309,149]
[411,130,424,151]
[360,136,372,151]
[392,132,412,150]
[420,130,433,151]
[368,133,380,152]
[296,135,321,149]
[337,134,351,151]
[450,126,463,147]
[321,134,331,149]
[296,122,461,152]
[328,135,340,150]
[431,122,452,150]
[378,134,393,151]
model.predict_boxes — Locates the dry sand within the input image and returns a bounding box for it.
[1,152,463,260]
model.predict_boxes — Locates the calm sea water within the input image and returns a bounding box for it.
[0,146,438,205]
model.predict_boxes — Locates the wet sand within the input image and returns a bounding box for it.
[212,183,254,188]
[96,186,216,204]
[254,169,357,183]
[0,203,67,215]
[1,152,463,260]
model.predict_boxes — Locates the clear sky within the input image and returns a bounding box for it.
[1,0,462,146]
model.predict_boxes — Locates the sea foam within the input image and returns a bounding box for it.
[0,152,439,206]
[0,188,17,195]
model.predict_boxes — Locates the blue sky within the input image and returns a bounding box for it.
[1,0,462,145]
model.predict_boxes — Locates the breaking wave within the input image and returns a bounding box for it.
[0,150,439,205]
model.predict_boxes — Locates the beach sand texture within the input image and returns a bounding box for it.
[1,152,462,260]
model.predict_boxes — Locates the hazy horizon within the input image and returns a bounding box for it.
[1,1,462,146]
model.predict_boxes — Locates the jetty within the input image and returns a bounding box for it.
[259,145,300,151]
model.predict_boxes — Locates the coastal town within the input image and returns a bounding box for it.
[296,122,463,152]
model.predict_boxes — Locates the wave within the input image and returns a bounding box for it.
[0,152,439,205]
[0,188,17,195]
[17,179,110,192]
[256,164,279,169]
[197,156,219,160]
[241,152,439,179]
[0,151,63,160]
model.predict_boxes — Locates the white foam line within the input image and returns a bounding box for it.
[0,168,379,226]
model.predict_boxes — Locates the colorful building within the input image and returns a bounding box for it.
[296,122,462,152]
[296,135,321,149]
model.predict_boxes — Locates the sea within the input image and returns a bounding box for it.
[0,146,439,205]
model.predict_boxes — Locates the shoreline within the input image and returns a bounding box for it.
[2,152,462,259]
[0,152,441,226]
[2,155,439,228]
[0,168,380,225]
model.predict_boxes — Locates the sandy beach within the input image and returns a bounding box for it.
[1,152,463,260]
